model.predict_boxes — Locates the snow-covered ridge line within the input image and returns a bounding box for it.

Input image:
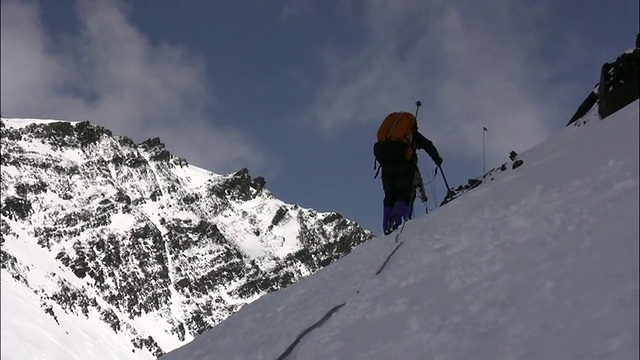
[1,117,82,128]
[1,117,222,181]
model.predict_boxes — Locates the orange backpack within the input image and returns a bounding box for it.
[374,112,417,165]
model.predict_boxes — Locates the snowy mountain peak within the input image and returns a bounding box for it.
[0,117,373,359]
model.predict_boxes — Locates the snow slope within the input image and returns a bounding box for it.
[1,274,143,360]
[160,101,639,360]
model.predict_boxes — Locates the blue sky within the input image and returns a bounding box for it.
[1,0,638,234]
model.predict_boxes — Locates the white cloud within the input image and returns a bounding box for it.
[0,0,269,175]
[304,0,572,167]
[0,1,76,117]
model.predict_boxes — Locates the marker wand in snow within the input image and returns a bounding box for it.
[483,126,487,181]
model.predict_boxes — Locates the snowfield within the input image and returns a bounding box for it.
[160,101,639,360]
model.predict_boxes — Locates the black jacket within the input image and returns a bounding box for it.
[412,131,442,167]
[380,130,442,179]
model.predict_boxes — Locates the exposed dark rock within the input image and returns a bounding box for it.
[140,137,172,162]
[26,121,76,147]
[1,249,28,283]
[15,180,48,196]
[100,308,121,333]
[209,167,266,202]
[252,176,266,191]
[1,196,32,221]
[75,121,112,147]
[182,194,199,205]
[131,335,163,358]
[513,159,524,169]
[43,303,60,325]
[50,281,99,318]
[172,323,186,342]
[321,212,343,225]
[271,207,288,226]
[116,136,136,148]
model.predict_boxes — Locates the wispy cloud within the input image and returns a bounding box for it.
[0,0,270,175]
[304,0,575,167]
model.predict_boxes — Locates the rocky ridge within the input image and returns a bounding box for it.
[0,118,373,358]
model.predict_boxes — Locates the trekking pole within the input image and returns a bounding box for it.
[438,165,455,204]
[414,100,422,119]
